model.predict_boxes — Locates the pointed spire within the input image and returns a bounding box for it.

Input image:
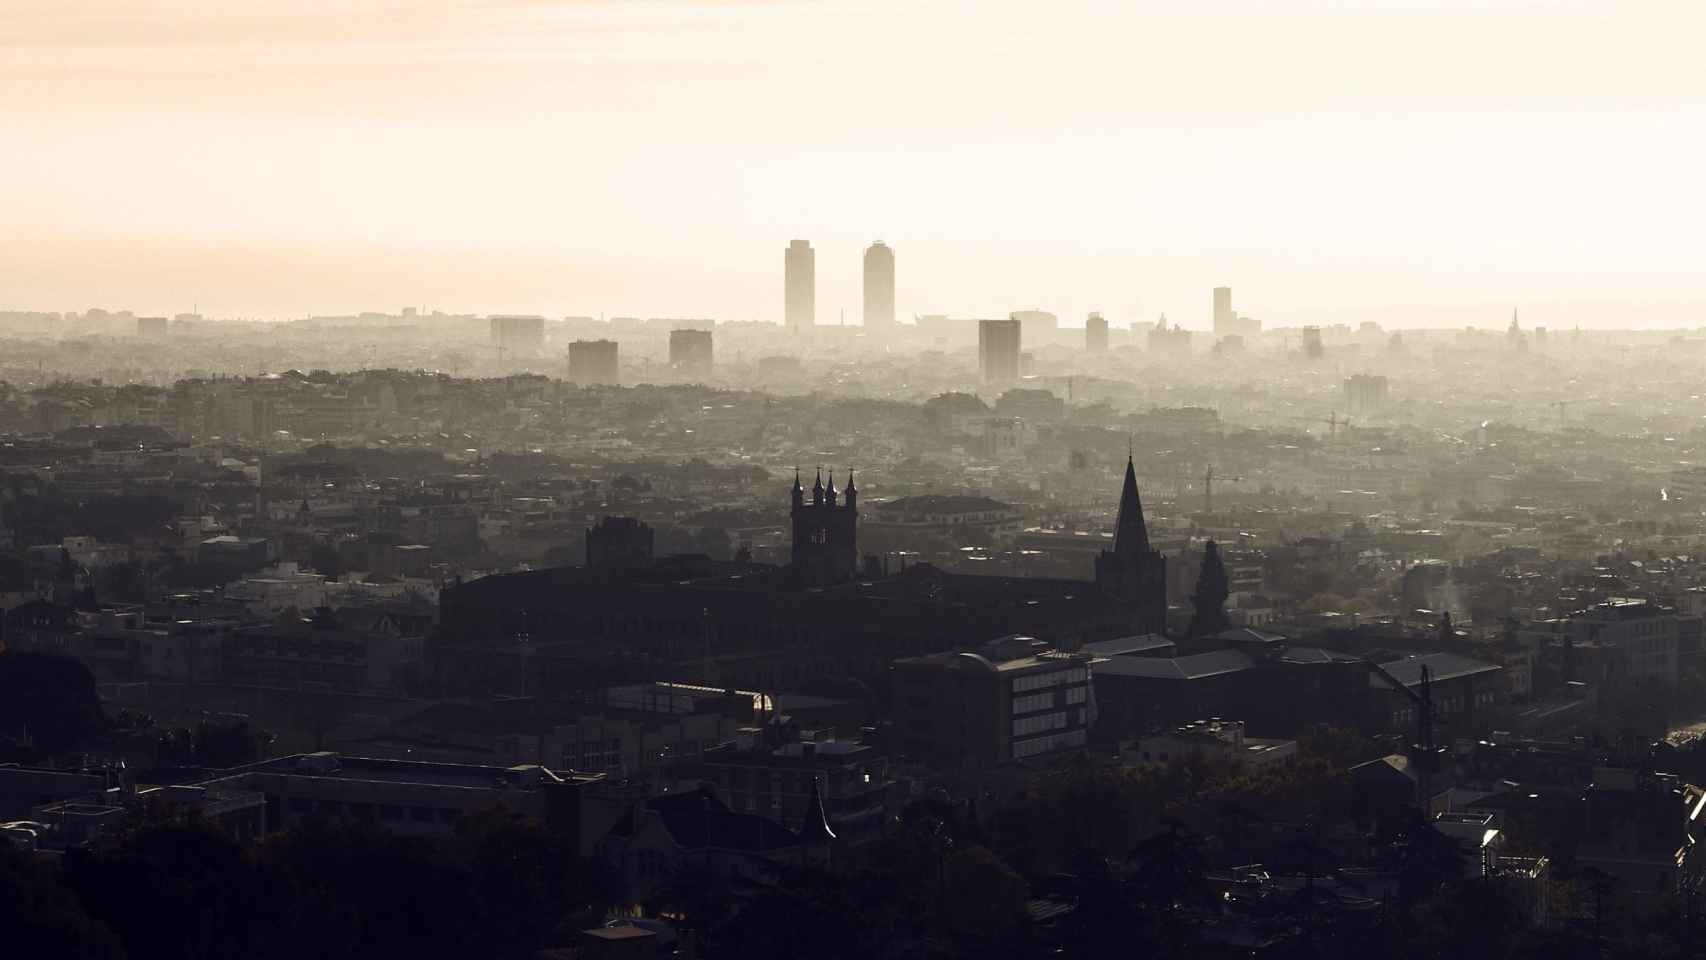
[1114,454,1150,555]
[844,470,856,494]
[792,467,803,493]
[825,470,838,504]
[812,468,824,506]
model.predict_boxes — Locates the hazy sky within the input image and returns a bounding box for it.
[4,0,1703,326]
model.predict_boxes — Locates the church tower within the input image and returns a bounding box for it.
[791,469,858,586]
[1096,456,1168,633]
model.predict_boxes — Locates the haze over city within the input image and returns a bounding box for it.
[13,4,1706,960]
[5,0,1705,324]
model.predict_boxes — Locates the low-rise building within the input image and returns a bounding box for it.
[1124,719,1297,770]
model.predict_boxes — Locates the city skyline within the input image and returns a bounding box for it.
[4,1,1704,325]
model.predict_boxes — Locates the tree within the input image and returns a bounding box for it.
[253,820,477,960]
[941,845,1029,939]
[0,650,107,755]
[0,843,124,959]
[457,811,621,958]
[62,819,259,960]
[1187,540,1230,638]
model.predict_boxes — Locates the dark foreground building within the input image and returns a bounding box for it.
[434,460,1169,696]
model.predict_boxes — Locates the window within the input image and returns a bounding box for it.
[410,806,434,822]
[379,804,404,821]
[1065,686,1087,705]
[1013,711,1066,737]
[1012,692,1054,715]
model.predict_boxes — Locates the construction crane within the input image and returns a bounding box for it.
[1203,464,1245,513]
[1288,411,1352,440]
[1366,660,1442,807]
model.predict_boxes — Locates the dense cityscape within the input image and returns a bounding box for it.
[5,257,1706,958]
[8,1,1706,957]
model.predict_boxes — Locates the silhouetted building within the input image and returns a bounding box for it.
[978,318,1021,384]
[785,239,815,331]
[136,316,168,337]
[1095,456,1168,635]
[1301,325,1324,359]
[1344,374,1389,413]
[1148,314,1192,352]
[668,329,713,377]
[434,465,1154,697]
[791,469,858,587]
[586,516,654,571]
[490,315,546,357]
[568,339,620,385]
[1212,287,1259,338]
[1086,312,1109,352]
[892,635,1095,768]
[862,241,895,332]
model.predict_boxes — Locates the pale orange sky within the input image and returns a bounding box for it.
[3,0,1703,326]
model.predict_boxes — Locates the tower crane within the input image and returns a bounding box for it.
[1288,411,1352,440]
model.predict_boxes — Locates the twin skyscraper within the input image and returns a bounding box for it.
[784,239,895,333]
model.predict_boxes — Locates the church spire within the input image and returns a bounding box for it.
[1113,454,1149,554]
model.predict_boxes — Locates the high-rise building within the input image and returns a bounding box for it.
[1213,287,1233,336]
[669,329,714,377]
[979,318,1022,384]
[1086,312,1109,352]
[862,242,895,332]
[567,339,619,385]
[490,315,546,357]
[784,239,815,331]
[136,316,169,337]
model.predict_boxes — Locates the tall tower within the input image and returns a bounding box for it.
[863,242,895,332]
[1086,312,1109,353]
[1212,287,1233,337]
[785,240,816,331]
[791,469,858,586]
[978,318,1021,384]
[1095,456,1168,634]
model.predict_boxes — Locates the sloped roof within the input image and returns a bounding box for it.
[1375,652,1502,688]
[1093,648,1252,681]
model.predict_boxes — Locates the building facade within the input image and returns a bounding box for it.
[784,239,815,331]
[978,318,1021,385]
[862,242,895,332]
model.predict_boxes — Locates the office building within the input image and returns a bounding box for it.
[863,242,895,332]
[490,315,546,357]
[1213,287,1234,336]
[668,329,714,377]
[784,239,815,331]
[136,316,168,337]
[892,635,1096,768]
[1344,374,1390,413]
[1086,312,1109,352]
[978,318,1021,384]
[568,339,620,385]
[1212,287,1260,338]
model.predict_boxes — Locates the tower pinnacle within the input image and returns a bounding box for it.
[1113,455,1149,554]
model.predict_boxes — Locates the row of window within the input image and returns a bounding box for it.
[1012,729,1087,759]
[1011,667,1088,693]
[1011,692,1055,715]
[1013,711,1067,738]
[280,796,459,824]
